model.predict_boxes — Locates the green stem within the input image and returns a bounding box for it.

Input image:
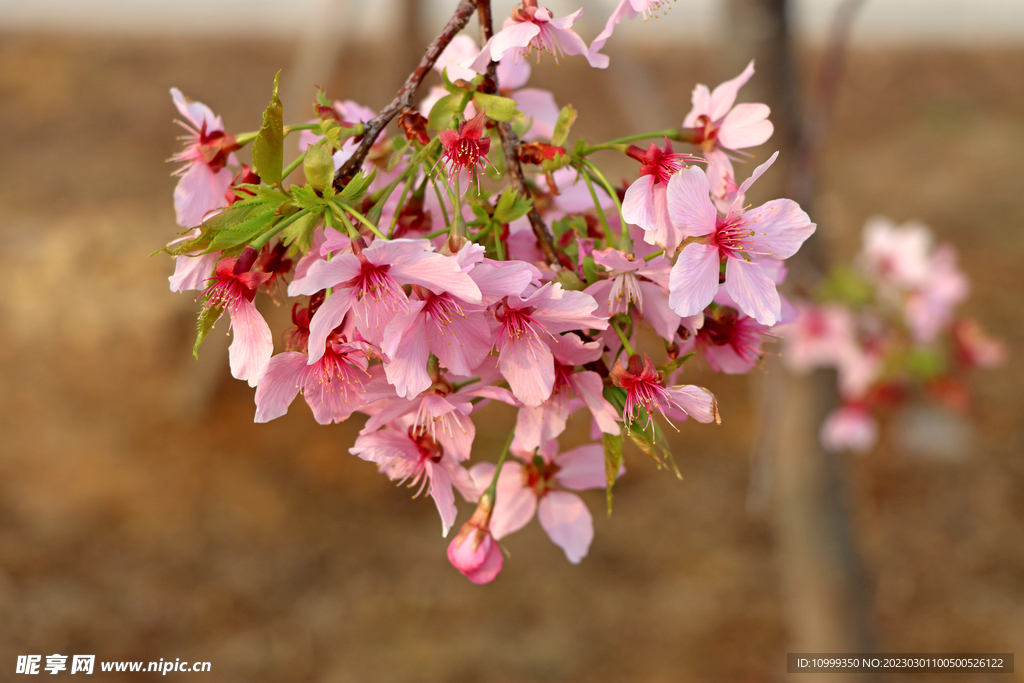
[336,202,388,240]
[335,207,361,242]
[583,161,630,252]
[282,151,306,181]
[581,128,693,155]
[644,249,664,261]
[450,377,480,392]
[235,131,258,145]
[432,178,451,228]
[387,178,412,237]
[485,429,517,502]
[250,207,310,251]
[581,166,614,248]
[284,123,320,134]
[611,319,636,357]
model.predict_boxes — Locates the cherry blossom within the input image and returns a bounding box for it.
[820,404,878,454]
[610,354,719,429]
[438,109,495,190]
[584,248,680,342]
[447,515,504,584]
[468,1,601,72]
[622,140,702,254]
[588,1,674,70]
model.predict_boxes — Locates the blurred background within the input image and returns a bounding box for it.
[1,1,1022,681]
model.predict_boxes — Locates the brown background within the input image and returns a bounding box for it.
[0,19,1021,683]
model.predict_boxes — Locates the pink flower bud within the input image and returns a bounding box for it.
[447,523,503,584]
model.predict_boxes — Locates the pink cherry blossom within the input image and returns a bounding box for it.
[610,354,719,428]
[469,440,614,563]
[254,337,371,424]
[288,238,482,356]
[584,248,680,342]
[781,302,857,374]
[447,518,504,584]
[168,229,219,292]
[682,61,774,200]
[169,88,239,228]
[622,140,702,254]
[351,418,478,537]
[904,244,969,343]
[666,152,816,326]
[438,109,495,190]
[820,404,878,453]
[202,247,273,386]
[697,303,771,374]
[953,319,1006,369]
[857,216,933,291]
[468,2,602,72]
[514,332,621,452]
[493,283,608,407]
[588,1,673,70]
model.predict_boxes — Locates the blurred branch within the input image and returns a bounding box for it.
[476,0,559,265]
[332,0,479,189]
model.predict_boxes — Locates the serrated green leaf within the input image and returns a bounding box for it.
[339,168,376,203]
[304,140,334,192]
[472,93,519,123]
[552,105,577,146]
[657,352,696,379]
[280,206,324,253]
[315,89,330,107]
[603,432,623,515]
[253,71,284,186]
[193,303,224,358]
[492,187,533,224]
[291,184,325,209]
[428,93,467,130]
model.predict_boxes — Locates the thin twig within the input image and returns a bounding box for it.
[332,0,479,190]
[477,0,560,266]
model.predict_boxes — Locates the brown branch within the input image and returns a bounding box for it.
[332,0,479,189]
[477,0,560,266]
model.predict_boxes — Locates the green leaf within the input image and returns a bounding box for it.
[193,303,224,359]
[280,206,325,253]
[492,187,533,224]
[472,93,518,122]
[339,168,376,204]
[551,105,578,146]
[657,352,696,379]
[252,71,284,186]
[428,93,466,130]
[303,140,334,193]
[816,265,873,307]
[291,184,325,209]
[603,432,623,515]
[582,255,599,286]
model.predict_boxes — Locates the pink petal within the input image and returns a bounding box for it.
[637,280,681,342]
[555,443,612,491]
[381,241,482,303]
[515,88,561,141]
[587,0,641,69]
[668,243,721,317]
[725,257,781,326]
[621,174,656,233]
[665,385,719,423]
[227,298,273,386]
[488,21,541,62]
[704,342,757,374]
[529,285,607,334]
[514,403,567,453]
[548,331,603,366]
[574,371,621,437]
[470,260,540,304]
[382,300,431,398]
[253,352,307,423]
[303,369,364,425]
[435,409,477,464]
[425,461,458,536]
[820,406,877,453]
[350,428,420,466]
[169,251,218,292]
[667,166,717,238]
[744,199,816,260]
[174,163,232,228]
[499,333,555,407]
[728,150,779,215]
[469,462,537,539]
[306,288,356,364]
[708,60,755,122]
[496,50,531,89]
[429,309,492,377]
[538,491,593,564]
[683,84,711,127]
[718,103,773,150]
[287,254,360,297]
[170,87,222,132]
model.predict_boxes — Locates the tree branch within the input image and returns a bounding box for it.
[477,0,560,266]
[332,0,479,190]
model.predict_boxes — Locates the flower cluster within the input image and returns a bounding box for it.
[781,217,1006,453]
[163,1,815,583]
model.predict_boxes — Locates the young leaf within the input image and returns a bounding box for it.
[428,93,466,130]
[280,206,325,253]
[603,432,623,515]
[252,71,284,186]
[304,140,334,193]
[290,184,325,209]
[551,104,578,147]
[492,187,532,224]
[193,303,224,359]
[472,93,518,122]
[657,352,696,379]
[339,168,377,204]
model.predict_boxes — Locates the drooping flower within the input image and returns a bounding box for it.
[468,1,603,72]
[696,303,771,374]
[682,61,774,200]
[621,141,703,254]
[447,497,504,584]
[584,248,681,342]
[351,418,478,537]
[287,238,482,357]
[514,333,621,452]
[168,88,239,228]
[469,440,617,563]
[201,247,274,386]
[610,354,719,428]
[254,337,371,425]
[493,283,608,407]
[588,1,674,71]
[666,152,816,326]
[438,109,495,190]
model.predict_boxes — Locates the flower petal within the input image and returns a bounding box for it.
[708,60,755,122]
[718,102,773,150]
[555,443,610,490]
[667,166,717,238]
[227,298,273,386]
[499,333,555,407]
[668,243,721,317]
[306,287,356,364]
[621,174,656,233]
[665,384,719,424]
[253,352,307,422]
[538,491,593,564]
[744,199,816,260]
[725,256,781,326]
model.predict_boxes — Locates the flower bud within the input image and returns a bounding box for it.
[447,523,503,584]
